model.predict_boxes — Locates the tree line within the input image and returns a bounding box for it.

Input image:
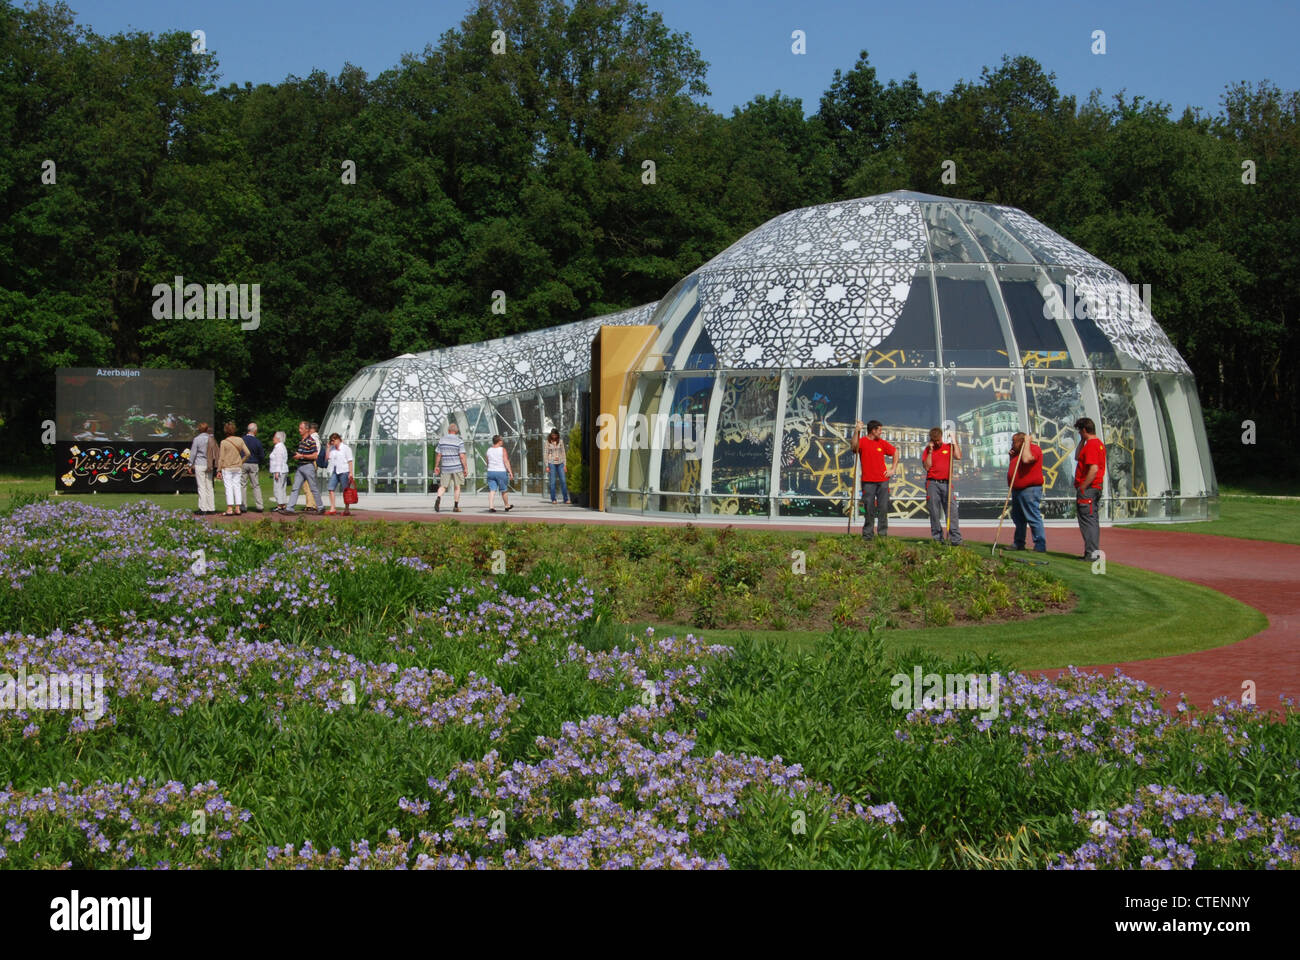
[2,0,1296,482]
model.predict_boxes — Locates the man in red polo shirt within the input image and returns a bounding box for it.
[854,419,898,540]
[1073,417,1106,560]
[922,426,962,545]
[1007,431,1046,552]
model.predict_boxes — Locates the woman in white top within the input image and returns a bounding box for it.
[268,431,289,508]
[485,434,513,513]
[325,433,355,516]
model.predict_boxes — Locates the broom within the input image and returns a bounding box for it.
[847,428,859,535]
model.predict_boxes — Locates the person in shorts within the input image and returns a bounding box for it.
[485,434,514,513]
[434,421,468,513]
[325,432,354,516]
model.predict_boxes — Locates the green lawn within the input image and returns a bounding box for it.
[633,547,1266,671]
[1,471,277,513]
[1132,495,1300,546]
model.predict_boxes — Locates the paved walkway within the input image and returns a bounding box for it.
[221,494,1297,712]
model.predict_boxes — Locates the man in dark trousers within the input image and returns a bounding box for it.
[922,426,962,545]
[241,422,266,513]
[1007,431,1046,552]
[854,419,898,540]
[1073,417,1106,560]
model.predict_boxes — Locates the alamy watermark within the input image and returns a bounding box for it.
[151,275,260,330]
[595,405,706,455]
[0,668,106,723]
[890,667,1000,721]
[1042,278,1152,330]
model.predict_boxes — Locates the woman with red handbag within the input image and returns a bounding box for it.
[325,433,355,516]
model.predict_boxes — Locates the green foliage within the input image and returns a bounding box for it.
[566,424,585,496]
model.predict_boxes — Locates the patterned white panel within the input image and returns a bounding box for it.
[991,205,1111,272]
[706,199,930,271]
[1067,268,1190,374]
[696,263,919,369]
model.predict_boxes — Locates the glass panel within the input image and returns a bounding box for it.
[684,323,717,370]
[352,442,369,479]
[1097,375,1147,514]
[1023,371,1088,499]
[506,438,528,490]
[1041,267,1118,368]
[525,437,542,482]
[1182,379,1218,496]
[371,442,397,493]
[621,375,661,493]
[648,275,697,365]
[542,392,562,434]
[936,271,1010,367]
[397,401,426,440]
[859,371,941,519]
[955,204,1035,264]
[1151,374,1208,498]
[864,267,936,368]
[523,394,543,433]
[659,375,712,496]
[372,402,396,441]
[399,441,425,482]
[711,375,779,514]
[946,371,1020,515]
[338,366,385,402]
[778,373,857,515]
[358,406,374,442]
[998,273,1070,363]
[663,280,702,368]
[323,402,353,440]
[921,202,984,263]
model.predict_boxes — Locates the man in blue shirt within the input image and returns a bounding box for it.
[241,422,266,512]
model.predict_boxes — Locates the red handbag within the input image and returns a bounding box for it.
[343,479,358,505]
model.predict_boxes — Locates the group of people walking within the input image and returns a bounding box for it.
[429,424,570,514]
[189,413,1106,558]
[187,420,355,517]
[854,417,1106,560]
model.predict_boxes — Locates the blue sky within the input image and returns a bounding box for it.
[69,0,1299,116]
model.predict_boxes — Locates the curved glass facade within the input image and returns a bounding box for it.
[605,192,1217,521]
[321,303,658,494]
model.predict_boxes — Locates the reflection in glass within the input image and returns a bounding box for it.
[1024,373,1087,499]
[779,374,858,516]
[712,376,779,514]
[947,372,1020,510]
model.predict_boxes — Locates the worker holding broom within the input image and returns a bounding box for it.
[922,426,962,545]
[854,419,898,541]
[1007,432,1046,552]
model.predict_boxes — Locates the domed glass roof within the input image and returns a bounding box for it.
[644,190,1188,375]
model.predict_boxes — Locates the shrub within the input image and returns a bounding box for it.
[566,426,585,497]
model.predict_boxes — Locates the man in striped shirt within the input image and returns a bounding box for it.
[276,421,326,515]
[434,422,468,513]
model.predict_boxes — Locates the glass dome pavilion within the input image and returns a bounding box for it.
[605,191,1216,521]
[324,190,1216,521]
[320,303,658,494]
